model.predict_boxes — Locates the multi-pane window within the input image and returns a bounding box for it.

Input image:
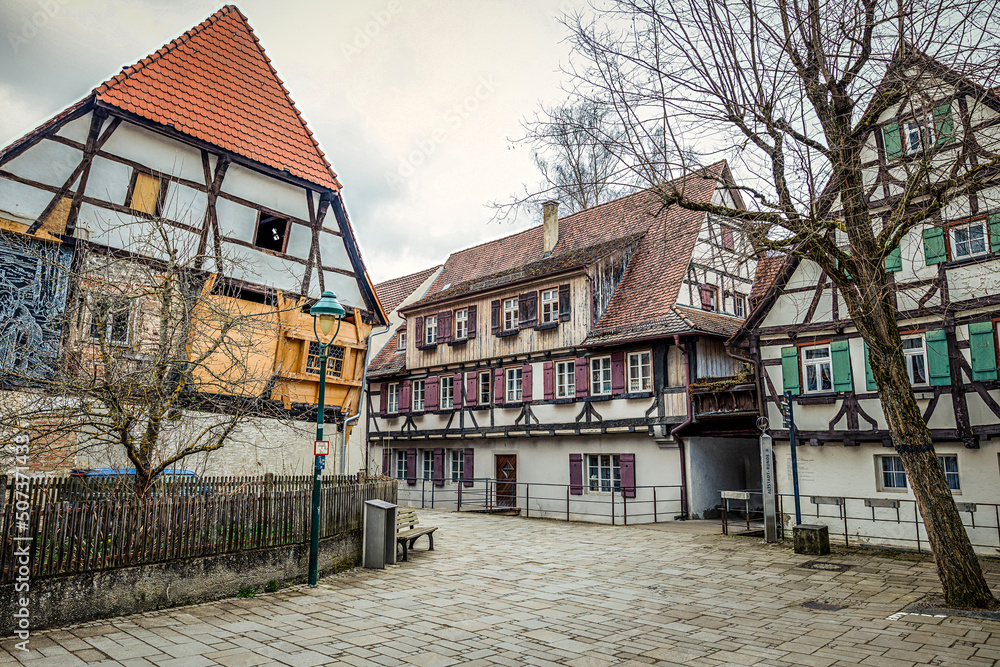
[902,336,928,386]
[451,450,464,483]
[905,115,935,155]
[540,289,559,324]
[505,367,522,402]
[305,342,344,377]
[412,379,425,412]
[394,450,405,480]
[801,344,833,393]
[590,356,612,395]
[455,309,468,339]
[425,316,438,345]
[627,352,652,393]
[397,332,406,350]
[734,294,746,318]
[555,360,575,398]
[422,450,432,481]
[479,371,491,404]
[587,454,621,493]
[950,220,987,260]
[939,455,960,490]
[440,376,454,409]
[503,298,519,331]
[88,297,131,345]
[880,455,907,490]
[386,383,399,413]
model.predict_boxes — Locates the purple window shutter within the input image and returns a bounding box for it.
[558,284,571,322]
[438,310,451,343]
[574,358,589,398]
[543,361,554,400]
[425,376,439,410]
[453,372,464,407]
[518,291,537,330]
[494,368,504,404]
[406,448,417,485]
[382,448,390,476]
[415,316,424,346]
[620,453,636,498]
[378,383,387,415]
[463,447,475,487]
[522,364,533,402]
[700,285,713,310]
[400,380,411,412]
[466,372,478,406]
[467,305,477,339]
[569,453,583,495]
[611,352,625,395]
[433,448,445,487]
[491,300,501,335]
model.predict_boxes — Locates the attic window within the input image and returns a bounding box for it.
[721,226,735,251]
[127,170,166,216]
[254,212,290,253]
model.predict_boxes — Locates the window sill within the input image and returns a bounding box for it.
[797,393,839,405]
[534,322,559,331]
[447,339,468,347]
[544,397,575,404]
[944,254,993,269]
[496,329,519,338]
[623,391,653,399]
[469,405,491,411]
[432,409,455,415]
[583,394,613,402]
[416,343,438,351]
[497,402,527,408]
[913,389,934,400]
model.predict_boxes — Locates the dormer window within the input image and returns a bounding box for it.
[254,211,290,253]
[397,332,406,351]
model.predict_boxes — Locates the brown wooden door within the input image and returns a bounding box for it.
[495,454,517,508]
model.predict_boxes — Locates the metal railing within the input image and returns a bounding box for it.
[720,490,1000,554]
[393,478,685,525]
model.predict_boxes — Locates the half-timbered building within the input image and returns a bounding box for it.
[368,163,761,521]
[0,6,386,474]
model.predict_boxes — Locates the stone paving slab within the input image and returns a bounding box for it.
[2,510,999,666]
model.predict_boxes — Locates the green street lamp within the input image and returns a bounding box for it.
[308,290,346,587]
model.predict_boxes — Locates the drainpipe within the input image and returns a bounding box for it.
[669,334,693,519]
[341,324,391,475]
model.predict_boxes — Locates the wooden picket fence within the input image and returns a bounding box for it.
[0,477,396,584]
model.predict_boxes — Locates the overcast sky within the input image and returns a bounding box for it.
[0,0,584,283]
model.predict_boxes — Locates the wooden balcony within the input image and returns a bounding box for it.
[689,375,758,418]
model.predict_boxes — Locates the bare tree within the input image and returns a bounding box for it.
[551,0,1000,606]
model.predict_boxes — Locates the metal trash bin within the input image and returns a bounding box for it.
[363,499,398,569]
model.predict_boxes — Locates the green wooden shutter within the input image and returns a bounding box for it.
[989,212,1000,253]
[863,341,877,391]
[882,123,902,158]
[831,340,853,393]
[925,329,951,387]
[933,103,954,146]
[922,227,947,265]
[781,346,800,395]
[884,245,902,272]
[968,321,998,382]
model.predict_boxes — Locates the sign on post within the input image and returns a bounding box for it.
[314,440,330,456]
[759,432,778,542]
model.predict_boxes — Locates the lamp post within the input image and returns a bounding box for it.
[308,290,346,587]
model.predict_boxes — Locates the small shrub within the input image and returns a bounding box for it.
[236,585,256,599]
[265,579,280,593]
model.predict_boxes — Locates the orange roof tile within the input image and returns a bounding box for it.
[94,5,339,190]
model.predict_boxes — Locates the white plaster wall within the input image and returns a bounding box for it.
[55,113,94,143]
[0,177,52,221]
[220,163,309,222]
[100,121,204,186]
[4,138,82,188]
[85,156,132,207]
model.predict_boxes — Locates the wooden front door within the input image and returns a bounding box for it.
[495,454,517,508]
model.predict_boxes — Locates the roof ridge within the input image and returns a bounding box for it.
[375,264,443,289]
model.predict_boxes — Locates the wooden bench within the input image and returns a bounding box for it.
[396,508,437,561]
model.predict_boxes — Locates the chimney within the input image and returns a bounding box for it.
[543,200,559,255]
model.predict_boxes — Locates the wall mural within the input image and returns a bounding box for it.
[0,231,73,382]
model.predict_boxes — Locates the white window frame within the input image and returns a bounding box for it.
[387,383,399,414]
[801,344,833,394]
[440,375,454,409]
[455,309,468,339]
[627,351,652,393]
[555,360,575,398]
[503,298,519,331]
[949,220,988,261]
[479,370,491,404]
[877,455,907,491]
[540,289,559,324]
[734,294,746,318]
[451,450,464,483]
[590,356,612,396]
[902,335,929,387]
[397,332,406,350]
[394,450,406,480]
[425,316,438,345]
[938,455,960,492]
[421,450,433,481]
[586,454,621,493]
[88,295,131,345]
[412,379,425,412]
[505,367,522,403]
[905,113,935,155]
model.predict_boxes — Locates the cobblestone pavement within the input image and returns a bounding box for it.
[3,510,1000,666]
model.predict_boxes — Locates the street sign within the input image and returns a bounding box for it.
[316,455,326,470]
[760,433,778,542]
[314,440,330,456]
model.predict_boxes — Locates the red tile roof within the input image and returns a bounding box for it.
[94,5,339,190]
[375,266,441,314]
[749,253,788,306]
[369,329,406,377]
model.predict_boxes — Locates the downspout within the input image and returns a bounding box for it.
[669,334,693,519]
[340,324,391,475]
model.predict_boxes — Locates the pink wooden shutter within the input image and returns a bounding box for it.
[574,358,589,397]
[620,453,636,498]
[438,310,451,343]
[453,372,463,407]
[467,305,477,339]
[699,285,712,310]
[522,364,533,402]
[433,448,445,487]
[611,352,625,395]
[400,380,411,413]
[382,448,390,476]
[569,453,583,495]
[406,448,417,485]
[466,372,478,406]
[463,447,475,487]
[494,368,504,404]
[491,300,501,335]
[378,383,387,415]
[558,284,571,322]
[425,376,439,410]
[415,316,424,346]
[543,361,554,400]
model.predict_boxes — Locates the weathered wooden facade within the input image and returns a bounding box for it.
[368,164,761,520]
[0,6,386,474]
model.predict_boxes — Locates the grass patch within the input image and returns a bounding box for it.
[236,585,256,599]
